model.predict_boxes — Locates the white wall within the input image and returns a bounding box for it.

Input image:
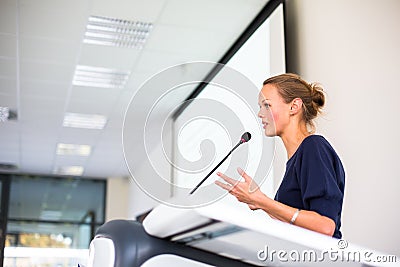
[285,0,400,256]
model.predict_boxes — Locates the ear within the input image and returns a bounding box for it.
[290,98,303,115]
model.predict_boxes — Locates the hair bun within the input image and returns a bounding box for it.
[310,82,325,108]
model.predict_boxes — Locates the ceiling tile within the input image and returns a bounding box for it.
[20,36,79,65]
[19,60,74,83]
[53,156,88,169]
[0,93,17,108]
[0,123,19,142]
[66,100,113,116]
[0,34,17,58]
[144,25,232,57]
[0,120,19,132]
[133,50,190,73]
[20,134,58,161]
[124,72,153,92]
[0,151,19,165]
[158,0,264,32]
[20,80,69,99]
[20,131,58,159]
[70,86,122,100]
[104,108,127,130]
[0,142,19,152]
[19,96,65,122]
[18,164,52,175]
[0,0,16,35]
[57,128,102,146]
[20,121,61,141]
[84,143,125,177]
[0,58,16,77]
[0,77,16,95]
[87,149,123,164]
[21,139,57,152]
[67,86,120,115]
[91,0,166,22]
[20,124,61,146]
[114,162,130,177]
[19,0,87,11]
[21,150,55,165]
[94,130,123,151]
[104,89,144,131]
[79,44,140,70]
[19,4,87,41]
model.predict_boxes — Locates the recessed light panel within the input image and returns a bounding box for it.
[84,15,153,49]
[54,166,84,176]
[63,112,107,129]
[56,143,91,156]
[72,65,130,89]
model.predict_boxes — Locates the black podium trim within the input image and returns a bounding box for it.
[95,220,262,267]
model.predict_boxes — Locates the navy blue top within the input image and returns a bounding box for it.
[274,135,345,239]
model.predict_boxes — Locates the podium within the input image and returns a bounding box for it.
[87,196,398,266]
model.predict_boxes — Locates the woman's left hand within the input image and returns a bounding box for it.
[215,167,265,209]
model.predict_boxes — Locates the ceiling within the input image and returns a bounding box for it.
[0,0,270,178]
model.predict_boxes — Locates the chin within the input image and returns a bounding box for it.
[264,129,276,137]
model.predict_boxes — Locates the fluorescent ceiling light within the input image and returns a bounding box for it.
[54,166,84,176]
[56,143,91,156]
[0,107,17,122]
[63,112,107,129]
[72,65,130,89]
[0,107,9,122]
[84,15,153,49]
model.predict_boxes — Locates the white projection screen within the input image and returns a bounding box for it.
[171,2,286,201]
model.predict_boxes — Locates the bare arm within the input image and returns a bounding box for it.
[215,168,335,237]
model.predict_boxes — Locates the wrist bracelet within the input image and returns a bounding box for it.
[290,209,301,224]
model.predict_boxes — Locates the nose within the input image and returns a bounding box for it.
[258,109,263,118]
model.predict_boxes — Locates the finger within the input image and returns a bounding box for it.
[248,204,258,210]
[215,180,233,192]
[237,167,252,183]
[217,172,239,186]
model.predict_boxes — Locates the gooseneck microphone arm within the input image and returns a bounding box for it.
[189,132,251,195]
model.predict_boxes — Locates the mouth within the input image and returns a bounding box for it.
[262,121,269,129]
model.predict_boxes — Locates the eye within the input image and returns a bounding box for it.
[264,103,271,109]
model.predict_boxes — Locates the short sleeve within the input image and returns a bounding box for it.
[295,137,344,224]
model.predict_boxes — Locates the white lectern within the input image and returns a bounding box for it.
[87,196,398,266]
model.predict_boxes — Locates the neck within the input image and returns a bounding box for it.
[280,122,310,159]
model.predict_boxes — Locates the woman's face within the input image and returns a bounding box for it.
[258,84,291,137]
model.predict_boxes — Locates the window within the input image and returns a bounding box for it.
[2,174,106,267]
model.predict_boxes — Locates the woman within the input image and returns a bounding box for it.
[215,73,345,239]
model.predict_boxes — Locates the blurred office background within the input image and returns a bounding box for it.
[0,0,399,266]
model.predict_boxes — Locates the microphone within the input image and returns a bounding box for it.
[189,132,251,195]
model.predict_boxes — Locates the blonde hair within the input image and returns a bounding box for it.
[263,73,325,132]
